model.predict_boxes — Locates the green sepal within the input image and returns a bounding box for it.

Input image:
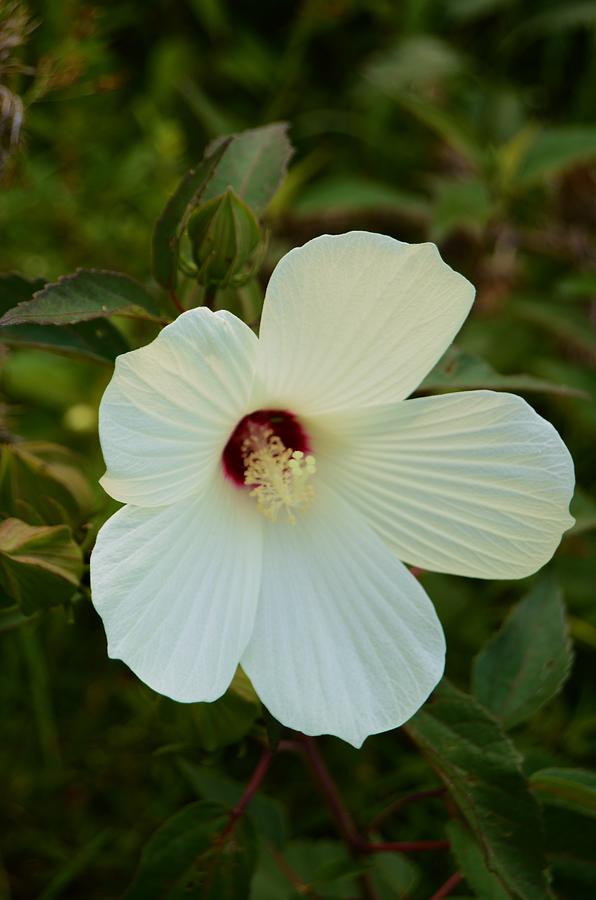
[187,189,261,288]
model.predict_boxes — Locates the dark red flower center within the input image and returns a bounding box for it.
[222,409,311,486]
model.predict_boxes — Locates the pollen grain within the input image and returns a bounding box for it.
[242,428,316,524]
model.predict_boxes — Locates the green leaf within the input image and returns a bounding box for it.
[190,668,261,751]
[542,806,596,896]
[248,844,296,900]
[0,272,129,363]
[369,852,419,900]
[0,318,129,363]
[516,127,596,186]
[0,518,83,613]
[152,125,292,292]
[394,93,482,167]
[472,580,573,729]
[0,269,159,326]
[364,36,465,94]
[252,840,413,900]
[293,175,430,220]
[447,0,514,22]
[419,346,586,397]
[251,840,361,900]
[177,760,286,848]
[431,177,493,241]
[0,604,38,632]
[38,829,111,900]
[511,3,596,39]
[405,680,551,899]
[447,821,510,899]
[152,139,231,290]
[512,299,596,358]
[557,271,596,300]
[530,768,596,820]
[0,273,47,313]
[0,441,94,528]
[203,123,293,213]
[123,801,257,900]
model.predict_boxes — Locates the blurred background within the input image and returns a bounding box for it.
[1,1,595,897]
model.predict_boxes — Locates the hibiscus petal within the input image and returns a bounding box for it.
[90,478,262,702]
[313,390,575,579]
[99,308,259,506]
[241,485,445,747]
[257,231,474,414]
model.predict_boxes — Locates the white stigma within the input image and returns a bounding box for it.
[243,428,316,524]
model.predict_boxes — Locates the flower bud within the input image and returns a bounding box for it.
[187,188,261,287]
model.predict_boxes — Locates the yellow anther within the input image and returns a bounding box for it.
[243,430,316,524]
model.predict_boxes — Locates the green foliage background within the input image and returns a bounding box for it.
[1,1,596,898]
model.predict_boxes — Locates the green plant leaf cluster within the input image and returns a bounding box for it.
[406,680,552,898]
[122,801,257,900]
[0,517,82,614]
[1,3,596,898]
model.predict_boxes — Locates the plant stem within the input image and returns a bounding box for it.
[296,734,360,848]
[20,625,61,769]
[204,283,217,310]
[169,290,185,314]
[294,737,381,900]
[430,872,463,899]
[219,747,274,840]
[292,736,454,900]
[294,736,449,855]
[270,847,312,895]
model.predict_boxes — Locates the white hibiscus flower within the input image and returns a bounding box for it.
[90,232,574,748]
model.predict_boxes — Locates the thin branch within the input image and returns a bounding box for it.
[169,289,185,314]
[293,736,448,856]
[277,738,302,753]
[270,846,315,895]
[430,872,463,900]
[204,283,217,310]
[296,734,360,848]
[218,747,274,841]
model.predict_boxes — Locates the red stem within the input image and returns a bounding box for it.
[295,736,448,858]
[169,289,185,314]
[219,747,274,841]
[204,284,217,310]
[430,872,463,900]
[296,734,360,848]
[270,847,309,893]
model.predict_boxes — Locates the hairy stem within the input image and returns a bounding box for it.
[430,872,463,899]
[296,734,360,848]
[204,283,217,310]
[169,289,185,314]
[219,747,274,841]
